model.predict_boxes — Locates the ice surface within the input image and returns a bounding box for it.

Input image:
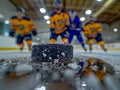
[51,71,61,81]
[63,68,76,85]
[15,64,33,76]
[67,62,78,70]
[0,50,120,90]
[74,50,120,71]
[85,73,103,90]
[104,75,119,90]
[0,51,31,60]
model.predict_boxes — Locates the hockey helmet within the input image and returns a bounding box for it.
[16,8,25,13]
[88,58,95,65]
[53,0,62,7]
[97,59,104,64]
[89,15,95,21]
[69,10,76,15]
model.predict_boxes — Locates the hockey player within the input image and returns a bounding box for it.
[84,16,107,52]
[84,58,106,81]
[95,59,106,81]
[49,0,70,44]
[69,10,87,51]
[76,61,84,78]
[10,8,37,51]
[84,58,96,76]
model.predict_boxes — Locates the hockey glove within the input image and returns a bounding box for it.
[65,25,70,31]
[9,30,15,37]
[32,29,37,36]
[50,28,55,33]
[81,27,84,32]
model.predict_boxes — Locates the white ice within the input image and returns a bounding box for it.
[0,49,120,90]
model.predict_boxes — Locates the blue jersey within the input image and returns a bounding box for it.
[69,16,82,30]
[68,16,85,44]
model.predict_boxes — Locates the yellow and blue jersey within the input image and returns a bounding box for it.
[11,16,36,35]
[84,21,102,36]
[49,11,69,34]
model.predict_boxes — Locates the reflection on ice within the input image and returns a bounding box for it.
[35,85,46,90]
[104,75,119,90]
[51,71,61,82]
[85,73,103,90]
[82,83,86,87]
[15,64,33,76]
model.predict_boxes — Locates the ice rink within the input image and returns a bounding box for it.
[0,49,120,67]
[0,49,120,90]
[1,0,120,90]
[0,49,120,68]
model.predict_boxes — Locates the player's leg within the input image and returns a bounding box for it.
[96,33,107,51]
[88,38,94,52]
[16,35,24,50]
[49,33,58,43]
[76,33,87,51]
[61,31,68,44]
[68,33,74,44]
[25,34,32,51]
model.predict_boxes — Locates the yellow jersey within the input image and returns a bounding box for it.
[49,11,69,34]
[84,21,102,36]
[11,16,36,35]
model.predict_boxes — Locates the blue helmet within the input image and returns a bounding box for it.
[54,0,62,4]
[89,16,95,19]
[16,8,25,13]
[89,15,95,21]
[69,10,76,15]
[54,0,62,6]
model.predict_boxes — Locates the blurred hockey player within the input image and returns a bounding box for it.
[76,61,84,78]
[84,58,106,81]
[84,58,96,77]
[10,8,37,51]
[84,16,107,52]
[69,10,87,51]
[49,0,70,44]
[95,59,106,81]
